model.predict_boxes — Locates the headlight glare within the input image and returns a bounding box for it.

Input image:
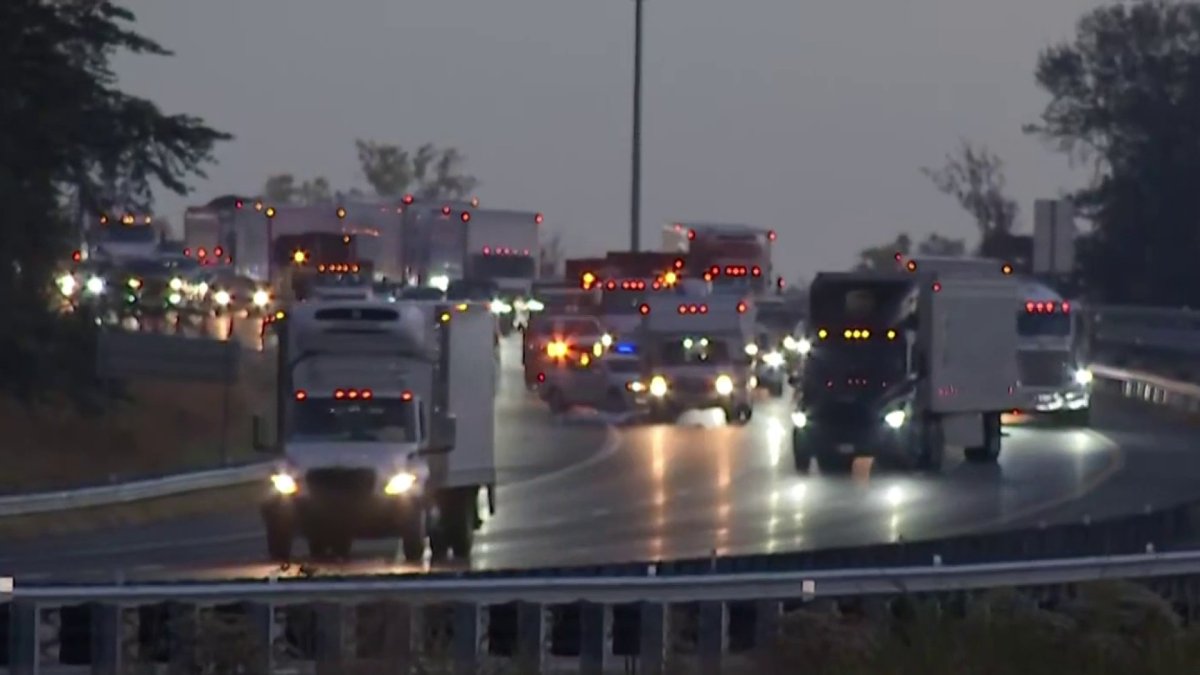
[762,351,786,368]
[649,375,668,398]
[252,289,271,307]
[385,471,418,495]
[1074,368,1094,385]
[791,411,808,428]
[270,473,298,495]
[884,409,907,429]
[714,374,735,396]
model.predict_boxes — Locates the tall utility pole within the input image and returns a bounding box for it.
[630,0,644,252]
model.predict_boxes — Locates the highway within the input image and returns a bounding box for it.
[2,334,1199,583]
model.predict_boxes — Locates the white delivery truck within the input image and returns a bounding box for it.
[898,256,1091,425]
[637,293,757,424]
[791,270,1019,472]
[256,298,497,563]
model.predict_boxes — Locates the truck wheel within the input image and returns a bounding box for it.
[791,430,812,472]
[546,388,569,415]
[916,420,945,472]
[266,522,293,563]
[965,413,1002,464]
[400,511,427,563]
[430,489,478,560]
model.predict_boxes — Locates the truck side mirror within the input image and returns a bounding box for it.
[252,415,274,454]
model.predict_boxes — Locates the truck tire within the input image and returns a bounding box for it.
[430,489,478,561]
[915,420,945,472]
[399,509,427,563]
[791,430,812,472]
[964,413,1002,464]
[266,522,293,563]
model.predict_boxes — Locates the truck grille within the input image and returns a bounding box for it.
[305,468,376,497]
[1018,350,1071,387]
[674,375,710,393]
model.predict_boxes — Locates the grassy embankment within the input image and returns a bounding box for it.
[0,350,276,537]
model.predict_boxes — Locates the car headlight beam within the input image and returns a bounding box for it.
[714,374,735,396]
[384,471,418,495]
[884,409,907,429]
[649,375,668,398]
[270,473,298,495]
[1074,368,1094,386]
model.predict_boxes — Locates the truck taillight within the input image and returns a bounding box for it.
[183,248,191,257]
[214,246,224,257]
[294,390,307,401]
[687,229,696,240]
[768,230,776,241]
[402,194,414,205]
[461,211,471,222]
[737,301,747,313]
[639,303,650,315]
[751,266,761,277]
[534,213,544,225]
[441,205,451,216]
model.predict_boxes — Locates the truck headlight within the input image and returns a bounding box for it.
[762,351,785,369]
[649,375,668,398]
[252,289,271,307]
[270,473,298,495]
[169,277,184,291]
[384,471,418,495]
[57,274,77,297]
[627,380,646,392]
[884,409,907,429]
[744,343,759,357]
[85,276,105,295]
[1074,368,1094,386]
[525,299,545,312]
[791,411,808,428]
[167,292,183,306]
[600,333,613,348]
[797,338,812,355]
[714,374,735,396]
[214,290,232,306]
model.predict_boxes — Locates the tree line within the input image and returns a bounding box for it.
[259,141,479,206]
[860,0,1200,309]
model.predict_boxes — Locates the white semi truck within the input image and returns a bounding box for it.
[256,298,496,563]
[791,270,1019,472]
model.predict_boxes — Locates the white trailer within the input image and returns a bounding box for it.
[256,298,496,562]
[637,293,757,424]
[899,256,1091,424]
[463,208,542,297]
[792,270,1019,472]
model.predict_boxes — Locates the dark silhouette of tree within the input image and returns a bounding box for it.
[1026,1,1200,306]
[355,140,479,200]
[1,0,229,405]
[262,174,297,205]
[299,176,332,204]
[917,233,967,256]
[856,233,911,271]
[921,140,1018,257]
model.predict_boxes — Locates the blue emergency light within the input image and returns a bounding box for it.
[615,342,637,355]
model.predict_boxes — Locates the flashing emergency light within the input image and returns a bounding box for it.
[615,342,637,355]
[292,250,308,264]
[546,340,569,358]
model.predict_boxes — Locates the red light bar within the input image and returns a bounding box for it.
[677,304,708,314]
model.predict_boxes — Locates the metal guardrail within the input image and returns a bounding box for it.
[4,550,1200,673]
[0,462,271,517]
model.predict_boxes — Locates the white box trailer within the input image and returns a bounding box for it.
[256,298,496,563]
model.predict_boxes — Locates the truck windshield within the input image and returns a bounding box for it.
[290,398,417,443]
[660,339,731,366]
[1017,312,1071,337]
[810,278,912,327]
[97,226,156,243]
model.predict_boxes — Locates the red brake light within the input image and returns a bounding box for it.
[441,205,452,216]
[197,248,207,258]
[699,304,708,314]
[777,278,786,289]
[362,389,373,400]
[483,246,491,255]
[677,304,687,314]
[768,230,776,241]
[1025,301,1035,312]
[751,266,761,277]
[1062,301,1071,313]
[402,194,414,205]
[932,282,942,292]
[183,248,191,257]
[235,199,244,209]
[894,252,903,262]
[906,260,917,272]
[537,372,546,382]
[294,390,307,401]
[737,301,747,313]
[639,303,650,315]
[401,390,413,401]
[71,250,82,262]
[534,213,544,225]
[214,246,224,257]
[606,281,616,290]
[674,258,684,269]
[334,389,346,400]
[461,211,471,222]
[347,389,360,399]
[687,229,696,240]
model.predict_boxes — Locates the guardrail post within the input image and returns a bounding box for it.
[380,601,415,671]
[638,602,667,675]
[243,602,273,675]
[754,600,780,650]
[580,601,610,675]
[314,603,346,672]
[452,602,482,675]
[698,601,727,675]
[89,603,121,675]
[515,601,545,672]
[7,600,36,675]
[167,602,196,672]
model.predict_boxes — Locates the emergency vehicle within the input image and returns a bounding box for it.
[662,222,778,295]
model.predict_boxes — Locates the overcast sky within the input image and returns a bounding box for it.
[114,0,1102,281]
